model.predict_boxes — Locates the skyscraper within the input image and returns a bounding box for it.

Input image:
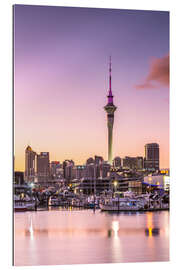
[25,145,36,182]
[144,143,159,171]
[94,156,103,178]
[94,155,103,165]
[75,165,86,179]
[104,57,117,165]
[50,161,60,179]
[37,152,50,182]
[63,160,75,183]
[65,160,75,182]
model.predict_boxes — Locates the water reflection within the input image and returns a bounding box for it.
[21,226,161,238]
[14,209,169,266]
[145,228,160,237]
[112,221,119,238]
[29,216,34,240]
[111,220,122,262]
[144,212,159,237]
[104,211,139,216]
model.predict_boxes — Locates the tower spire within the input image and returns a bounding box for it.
[109,56,112,92]
[108,56,113,105]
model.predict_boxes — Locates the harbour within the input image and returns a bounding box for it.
[14,208,169,266]
[14,185,169,212]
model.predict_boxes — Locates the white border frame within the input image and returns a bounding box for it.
[1,0,180,269]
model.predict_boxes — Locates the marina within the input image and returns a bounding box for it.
[14,185,169,212]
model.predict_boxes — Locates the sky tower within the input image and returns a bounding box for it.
[104,57,117,165]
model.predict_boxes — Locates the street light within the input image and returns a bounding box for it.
[30,183,34,188]
[113,181,118,193]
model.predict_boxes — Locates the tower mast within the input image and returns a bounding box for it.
[104,57,117,165]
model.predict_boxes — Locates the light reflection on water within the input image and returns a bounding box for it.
[14,209,169,266]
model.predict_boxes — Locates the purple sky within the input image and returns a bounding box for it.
[14,5,169,171]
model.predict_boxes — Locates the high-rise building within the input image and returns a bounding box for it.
[144,143,159,171]
[100,162,111,178]
[85,157,104,179]
[37,152,50,182]
[85,163,96,179]
[14,171,24,185]
[25,145,36,182]
[113,156,121,168]
[136,157,144,170]
[123,156,136,169]
[86,157,94,165]
[104,57,117,165]
[75,165,86,179]
[63,160,68,179]
[65,160,75,182]
[62,160,75,182]
[122,156,144,170]
[94,156,103,178]
[94,155,103,165]
[50,161,60,178]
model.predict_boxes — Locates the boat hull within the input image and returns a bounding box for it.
[14,202,35,212]
[99,204,141,211]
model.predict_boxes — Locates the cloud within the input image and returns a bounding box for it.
[135,54,169,89]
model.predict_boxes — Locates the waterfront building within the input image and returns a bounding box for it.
[144,143,159,171]
[160,168,169,175]
[37,152,50,182]
[109,169,145,193]
[73,174,143,195]
[113,179,143,194]
[25,145,36,182]
[104,57,117,165]
[144,173,170,191]
[73,178,111,195]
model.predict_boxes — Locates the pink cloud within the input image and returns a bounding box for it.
[135,54,169,89]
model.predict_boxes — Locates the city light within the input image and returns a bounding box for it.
[113,181,118,187]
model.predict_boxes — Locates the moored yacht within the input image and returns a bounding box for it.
[99,197,144,211]
[14,195,36,211]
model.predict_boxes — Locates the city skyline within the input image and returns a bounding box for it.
[14,5,169,171]
[20,142,162,169]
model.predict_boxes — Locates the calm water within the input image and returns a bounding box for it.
[14,208,169,266]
